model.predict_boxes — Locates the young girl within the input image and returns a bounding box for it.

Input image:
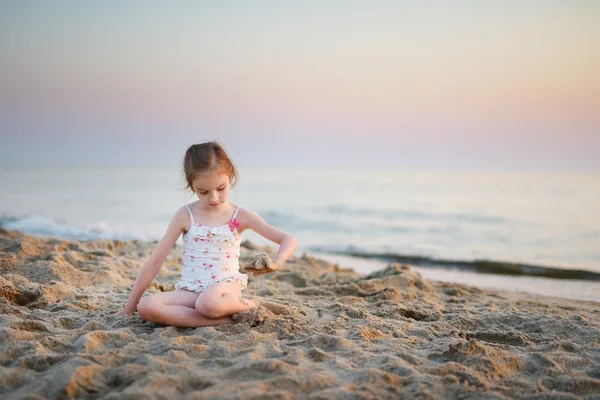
[118,142,297,327]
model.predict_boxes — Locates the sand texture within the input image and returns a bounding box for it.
[1,228,599,399]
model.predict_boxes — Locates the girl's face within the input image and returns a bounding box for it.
[191,171,231,210]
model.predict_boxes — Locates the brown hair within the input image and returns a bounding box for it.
[183,142,238,190]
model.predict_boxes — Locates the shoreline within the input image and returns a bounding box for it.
[312,252,600,304]
[309,248,600,281]
[1,228,599,398]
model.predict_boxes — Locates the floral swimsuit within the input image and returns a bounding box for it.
[174,204,248,294]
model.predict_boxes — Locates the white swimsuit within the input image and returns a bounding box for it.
[174,204,248,294]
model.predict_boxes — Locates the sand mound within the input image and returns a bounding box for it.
[1,229,599,399]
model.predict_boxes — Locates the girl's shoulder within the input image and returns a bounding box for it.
[235,206,263,228]
[235,205,255,219]
[174,205,193,234]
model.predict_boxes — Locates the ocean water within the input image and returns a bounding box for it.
[1,166,599,301]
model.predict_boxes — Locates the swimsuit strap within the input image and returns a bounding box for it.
[184,204,195,224]
[231,205,241,221]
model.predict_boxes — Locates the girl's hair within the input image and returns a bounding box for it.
[183,142,238,190]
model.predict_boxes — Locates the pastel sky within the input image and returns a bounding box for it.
[1,1,599,169]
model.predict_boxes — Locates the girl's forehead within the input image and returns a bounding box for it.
[192,172,230,189]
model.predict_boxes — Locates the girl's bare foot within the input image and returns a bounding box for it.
[232,297,264,326]
[231,307,265,327]
[242,297,258,310]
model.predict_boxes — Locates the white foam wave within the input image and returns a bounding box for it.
[0,214,154,241]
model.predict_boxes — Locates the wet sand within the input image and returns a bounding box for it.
[1,228,599,399]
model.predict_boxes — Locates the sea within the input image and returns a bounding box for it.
[1,166,599,302]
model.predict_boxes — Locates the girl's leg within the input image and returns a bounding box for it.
[195,281,256,319]
[137,290,233,328]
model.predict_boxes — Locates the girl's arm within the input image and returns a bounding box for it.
[119,208,187,315]
[239,208,298,267]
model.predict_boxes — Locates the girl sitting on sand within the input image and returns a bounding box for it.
[118,142,297,327]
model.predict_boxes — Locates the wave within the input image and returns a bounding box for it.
[308,246,600,281]
[316,205,508,224]
[259,210,446,235]
[0,214,154,241]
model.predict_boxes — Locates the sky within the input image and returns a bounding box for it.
[0,1,599,169]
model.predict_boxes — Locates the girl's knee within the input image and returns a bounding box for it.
[196,292,243,318]
[195,297,224,319]
[137,296,160,321]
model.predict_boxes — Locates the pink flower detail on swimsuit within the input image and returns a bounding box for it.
[211,275,217,279]
[196,279,202,284]
[228,218,240,232]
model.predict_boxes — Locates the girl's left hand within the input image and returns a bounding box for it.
[241,253,281,276]
[251,262,281,277]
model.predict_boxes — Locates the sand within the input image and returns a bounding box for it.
[240,252,281,277]
[1,228,599,399]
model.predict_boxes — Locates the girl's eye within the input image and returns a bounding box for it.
[217,188,225,191]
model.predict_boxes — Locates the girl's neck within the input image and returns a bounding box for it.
[191,201,235,224]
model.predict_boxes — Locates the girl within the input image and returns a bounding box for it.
[118,142,297,327]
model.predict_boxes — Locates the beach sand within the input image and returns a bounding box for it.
[1,228,599,399]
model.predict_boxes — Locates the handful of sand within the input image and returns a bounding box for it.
[240,253,280,277]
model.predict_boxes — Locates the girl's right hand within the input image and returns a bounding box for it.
[116,309,134,317]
